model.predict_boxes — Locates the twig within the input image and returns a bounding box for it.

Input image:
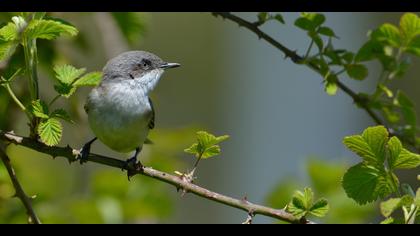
[0,147,41,224]
[211,13,420,151]
[0,131,311,224]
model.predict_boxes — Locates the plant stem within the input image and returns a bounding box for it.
[22,14,42,138]
[48,94,61,107]
[304,39,314,59]
[0,148,41,224]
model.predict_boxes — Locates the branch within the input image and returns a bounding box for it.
[0,147,41,224]
[0,131,311,224]
[211,12,385,128]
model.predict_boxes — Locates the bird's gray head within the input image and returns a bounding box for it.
[102,51,180,92]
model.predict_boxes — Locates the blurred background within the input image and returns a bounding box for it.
[0,12,417,223]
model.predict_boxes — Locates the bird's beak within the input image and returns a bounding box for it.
[160,62,180,69]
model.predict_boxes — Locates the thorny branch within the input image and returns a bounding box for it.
[211,13,420,150]
[0,131,312,224]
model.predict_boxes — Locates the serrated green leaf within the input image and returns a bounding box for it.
[25,19,78,40]
[388,137,420,169]
[318,26,336,38]
[342,163,393,205]
[54,64,86,85]
[287,189,309,218]
[50,109,73,123]
[309,198,329,217]
[29,99,49,118]
[380,195,413,217]
[184,143,199,156]
[343,126,388,165]
[371,23,401,47]
[201,145,221,159]
[184,131,229,159]
[38,118,62,146]
[54,82,76,98]
[346,64,368,80]
[0,22,18,41]
[0,39,17,61]
[399,13,420,44]
[73,71,102,87]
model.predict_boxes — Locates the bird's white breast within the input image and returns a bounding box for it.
[86,78,153,153]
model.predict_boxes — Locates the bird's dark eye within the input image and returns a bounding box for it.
[140,59,150,69]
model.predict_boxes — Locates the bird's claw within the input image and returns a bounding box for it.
[78,144,90,164]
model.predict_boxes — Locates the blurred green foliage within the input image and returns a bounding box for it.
[266,159,376,223]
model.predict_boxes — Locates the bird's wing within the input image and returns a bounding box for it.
[148,97,155,130]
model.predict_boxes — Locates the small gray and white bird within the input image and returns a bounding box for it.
[79,51,180,176]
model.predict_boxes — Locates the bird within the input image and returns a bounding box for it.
[78,50,180,178]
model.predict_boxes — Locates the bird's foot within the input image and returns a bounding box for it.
[123,156,144,181]
[78,137,97,165]
[78,143,91,164]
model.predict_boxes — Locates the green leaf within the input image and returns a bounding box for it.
[29,99,49,119]
[342,52,354,64]
[25,19,78,40]
[50,109,73,123]
[399,13,420,44]
[201,145,221,159]
[342,163,393,205]
[396,91,416,127]
[309,198,329,217]
[184,131,229,159]
[38,118,62,146]
[287,187,313,218]
[371,23,401,47]
[405,36,420,56]
[258,12,269,22]
[301,12,325,28]
[380,217,394,224]
[184,143,199,156]
[388,136,420,169]
[54,82,76,98]
[54,64,86,85]
[0,22,18,41]
[380,195,413,217]
[0,39,17,61]
[343,126,388,165]
[294,17,314,31]
[346,64,368,80]
[73,71,102,87]
[355,40,385,62]
[318,26,336,38]
[274,14,285,24]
